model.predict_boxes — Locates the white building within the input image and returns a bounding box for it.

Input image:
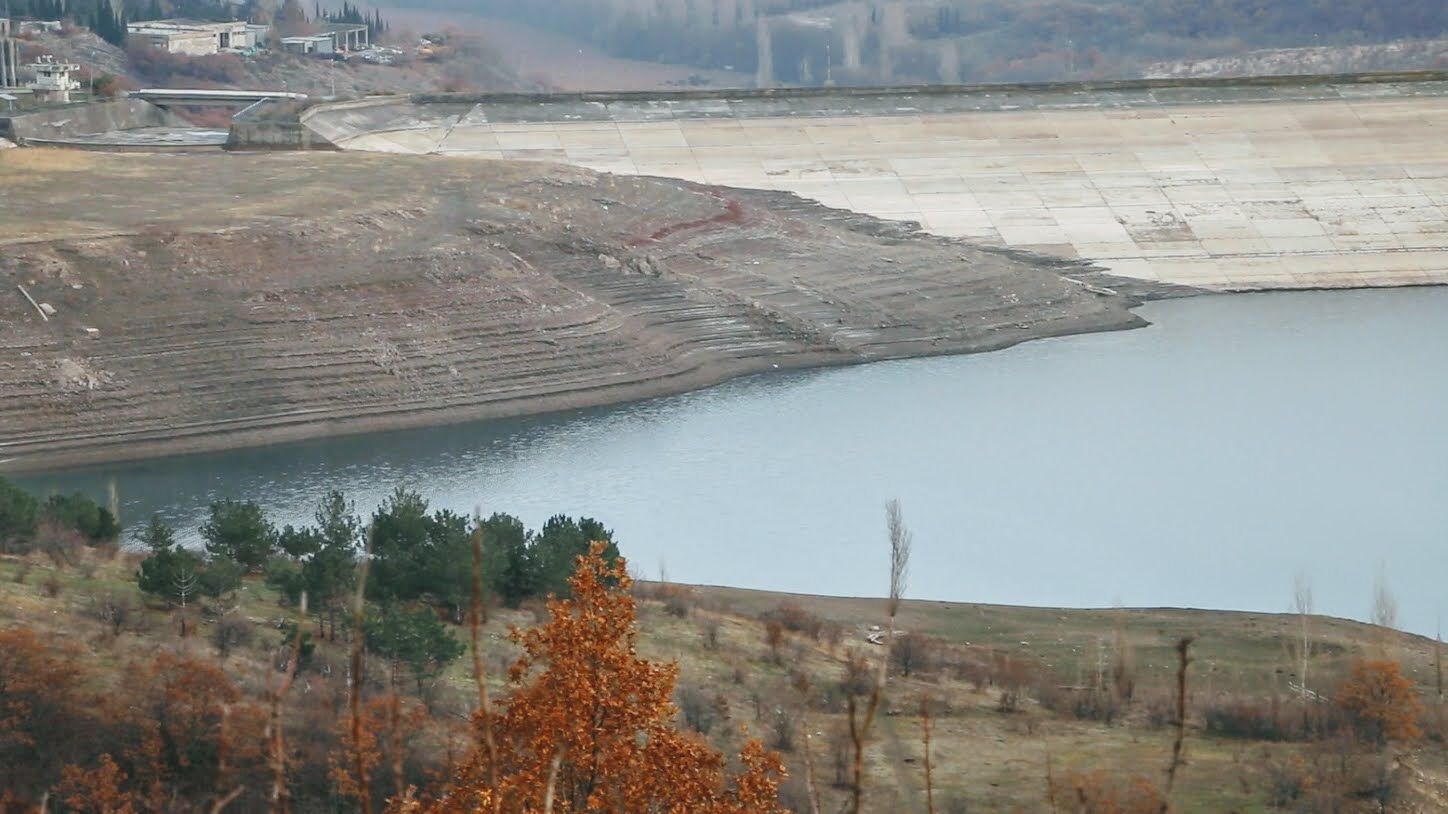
[280,35,335,55]
[319,23,369,52]
[246,23,271,49]
[126,19,254,55]
[26,55,80,104]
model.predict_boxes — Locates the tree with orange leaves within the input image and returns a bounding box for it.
[54,755,138,814]
[1336,659,1423,747]
[412,542,788,814]
[0,628,91,796]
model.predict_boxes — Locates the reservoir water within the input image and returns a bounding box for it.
[17,288,1448,636]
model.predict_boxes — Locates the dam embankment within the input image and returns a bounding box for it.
[300,73,1448,291]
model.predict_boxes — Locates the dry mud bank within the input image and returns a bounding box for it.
[0,150,1145,471]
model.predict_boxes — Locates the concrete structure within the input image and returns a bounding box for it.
[309,77,1448,291]
[319,23,368,52]
[127,19,253,55]
[25,55,80,104]
[130,87,307,108]
[280,35,334,55]
[0,19,20,90]
[0,98,187,144]
[246,23,271,49]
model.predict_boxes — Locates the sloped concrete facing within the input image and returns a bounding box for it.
[306,76,1448,291]
[0,99,189,145]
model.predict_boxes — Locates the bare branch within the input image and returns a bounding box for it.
[1162,636,1193,808]
[210,786,245,814]
[350,528,374,814]
[469,511,500,814]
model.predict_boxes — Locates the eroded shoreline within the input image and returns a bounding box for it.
[2,151,1152,472]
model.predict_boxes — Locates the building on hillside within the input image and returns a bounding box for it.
[126,19,254,55]
[246,23,271,49]
[280,34,334,55]
[0,19,21,90]
[18,20,62,34]
[318,22,368,52]
[26,55,80,104]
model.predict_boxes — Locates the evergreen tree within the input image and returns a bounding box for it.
[0,478,40,553]
[136,513,176,554]
[363,602,464,694]
[41,492,121,545]
[200,499,277,573]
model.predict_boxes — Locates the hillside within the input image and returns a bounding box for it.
[1,539,1446,811]
[12,25,525,97]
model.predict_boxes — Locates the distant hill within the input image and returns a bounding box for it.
[385,0,1448,85]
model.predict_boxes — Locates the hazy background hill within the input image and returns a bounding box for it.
[382,0,1448,88]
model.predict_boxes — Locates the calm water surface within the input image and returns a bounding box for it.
[19,288,1448,635]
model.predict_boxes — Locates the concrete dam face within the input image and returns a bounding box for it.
[306,79,1448,291]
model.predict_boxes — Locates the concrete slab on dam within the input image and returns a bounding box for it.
[309,80,1448,291]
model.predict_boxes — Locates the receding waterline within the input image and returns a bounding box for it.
[18,287,1448,636]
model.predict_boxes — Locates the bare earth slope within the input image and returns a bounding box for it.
[0,150,1141,471]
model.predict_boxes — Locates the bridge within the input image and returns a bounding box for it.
[129,88,308,109]
[300,74,1448,291]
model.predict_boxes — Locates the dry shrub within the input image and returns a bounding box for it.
[1144,692,1176,728]
[211,615,254,659]
[769,710,797,754]
[700,616,721,650]
[41,572,63,598]
[890,631,937,678]
[677,683,717,735]
[126,42,248,85]
[761,602,826,640]
[1258,736,1404,812]
[840,649,873,697]
[1038,685,1123,724]
[992,652,1035,714]
[1202,695,1339,742]
[38,519,85,567]
[1203,696,1288,741]
[86,592,137,638]
[657,584,692,618]
[12,560,31,584]
[763,619,785,663]
[1048,769,1166,814]
[1258,750,1314,809]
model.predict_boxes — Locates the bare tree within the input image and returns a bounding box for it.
[176,565,198,638]
[844,499,912,814]
[1292,572,1313,698]
[1437,621,1444,737]
[921,697,936,814]
[1372,571,1398,630]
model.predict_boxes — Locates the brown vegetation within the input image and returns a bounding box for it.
[0,511,1443,812]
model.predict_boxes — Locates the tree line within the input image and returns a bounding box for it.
[0,474,791,813]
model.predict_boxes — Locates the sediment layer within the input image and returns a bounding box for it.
[0,151,1143,471]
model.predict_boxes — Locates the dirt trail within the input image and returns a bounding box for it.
[0,151,1145,472]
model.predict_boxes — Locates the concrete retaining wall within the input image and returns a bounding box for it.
[224,98,340,150]
[0,99,185,144]
[225,118,339,150]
